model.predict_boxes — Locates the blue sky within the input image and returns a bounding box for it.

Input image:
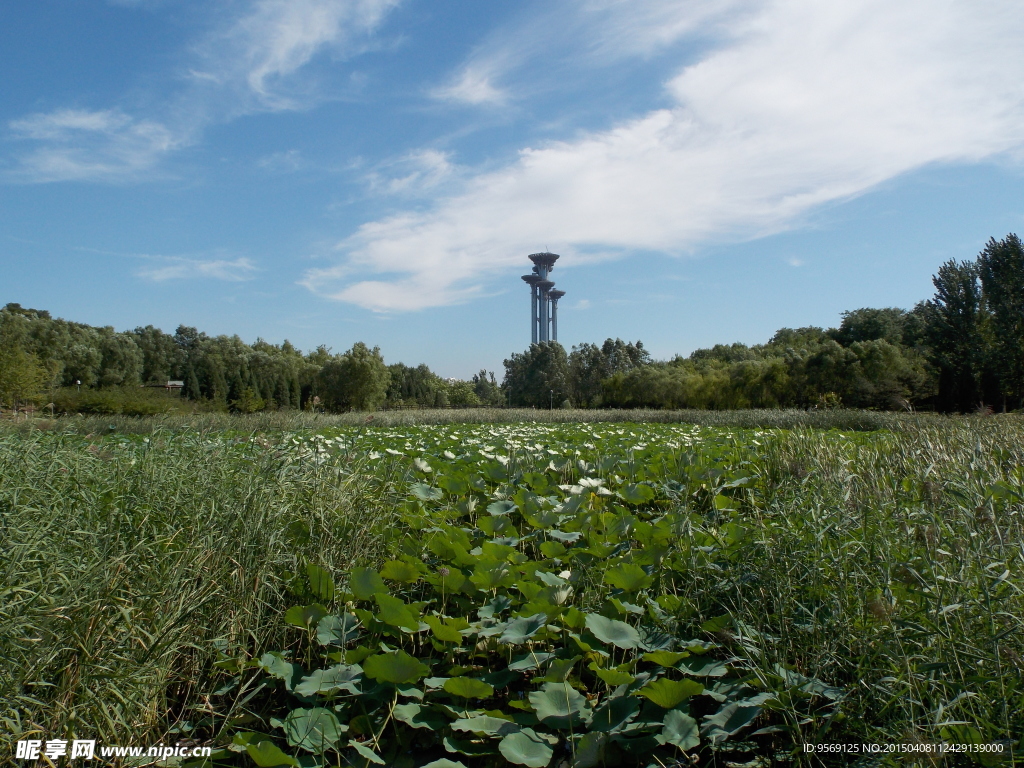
[3,0,1024,378]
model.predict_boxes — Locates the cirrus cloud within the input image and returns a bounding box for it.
[136,255,259,282]
[5,0,402,183]
[304,0,1024,312]
[7,108,180,182]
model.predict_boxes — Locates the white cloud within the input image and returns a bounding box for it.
[365,149,457,195]
[577,0,747,59]
[430,0,745,108]
[306,0,1024,311]
[201,0,401,108]
[433,66,507,106]
[136,256,259,282]
[5,1,402,182]
[257,148,304,172]
[7,109,179,182]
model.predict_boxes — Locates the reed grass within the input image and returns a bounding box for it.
[0,427,403,757]
[6,407,974,436]
[1,413,1021,763]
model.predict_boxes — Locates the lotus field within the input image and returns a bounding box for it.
[2,416,1022,766]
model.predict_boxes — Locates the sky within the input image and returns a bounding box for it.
[3,0,1024,378]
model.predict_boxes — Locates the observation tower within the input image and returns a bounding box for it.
[521,252,564,344]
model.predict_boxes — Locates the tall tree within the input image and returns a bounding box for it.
[923,259,985,412]
[317,343,390,411]
[471,370,503,406]
[503,342,570,408]
[977,234,1024,409]
[0,345,47,411]
[829,308,909,347]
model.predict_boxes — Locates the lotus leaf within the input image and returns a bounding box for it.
[572,731,608,768]
[539,541,567,558]
[350,741,385,764]
[486,500,517,516]
[362,650,429,684]
[373,593,421,631]
[258,652,301,692]
[617,483,655,505]
[536,657,577,682]
[547,530,581,542]
[411,483,444,501]
[508,652,555,671]
[585,613,641,650]
[424,615,469,643]
[450,715,520,736]
[603,563,653,592]
[304,564,335,602]
[293,664,362,697]
[529,682,591,727]
[701,698,766,743]
[284,604,328,629]
[283,707,345,753]
[499,614,547,644]
[592,665,635,686]
[642,651,688,667]
[443,676,494,699]
[498,728,555,767]
[636,678,704,709]
[677,657,729,677]
[589,695,640,733]
[245,740,299,767]
[315,614,360,647]
[658,709,700,750]
[349,567,387,600]
[379,559,422,583]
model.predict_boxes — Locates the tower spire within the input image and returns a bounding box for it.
[523,252,564,344]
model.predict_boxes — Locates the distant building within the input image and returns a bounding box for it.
[521,252,565,344]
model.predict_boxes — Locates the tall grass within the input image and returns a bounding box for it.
[9,407,971,436]
[0,427,403,757]
[1,414,1021,763]
[685,420,1024,748]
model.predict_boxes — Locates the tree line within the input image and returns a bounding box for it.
[2,234,1023,414]
[504,235,1024,413]
[0,308,504,414]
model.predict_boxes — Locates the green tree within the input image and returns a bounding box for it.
[181,366,202,402]
[568,339,650,407]
[471,370,503,406]
[568,343,606,407]
[503,342,570,408]
[386,363,443,406]
[131,325,181,383]
[231,387,266,413]
[446,380,481,407]
[923,259,985,412]
[829,308,909,347]
[316,342,390,412]
[977,234,1024,408]
[0,346,47,412]
[97,331,144,387]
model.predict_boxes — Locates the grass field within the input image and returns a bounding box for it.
[1,411,1021,766]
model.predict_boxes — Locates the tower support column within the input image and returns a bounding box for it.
[523,253,563,347]
[549,290,564,342]
[531,286,538,344]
